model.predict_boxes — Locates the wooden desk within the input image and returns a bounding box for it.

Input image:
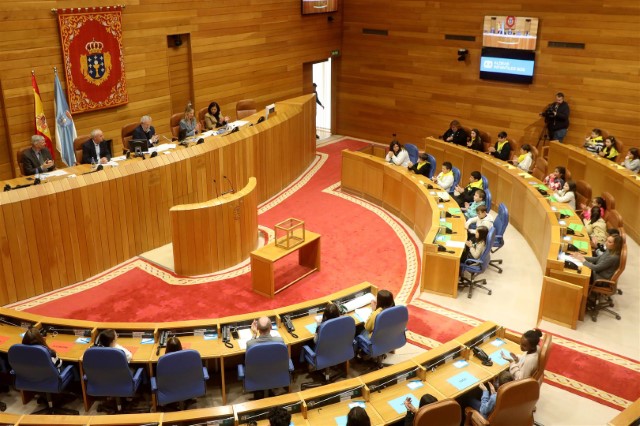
[361,360,446,424]
[341,150,467,298]
[608,397,640,426]
[170,177,259,276]
[0,95,317,306]
[161,406,235,425]
[16,414,92,425]
[251,231,321,298]
[547,142,640,242]
[453,322,521,377]
[234,392,306,426]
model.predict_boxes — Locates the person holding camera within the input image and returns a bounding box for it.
[541,92,570,142]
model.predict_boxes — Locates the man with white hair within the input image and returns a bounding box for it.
[81,129,111,164]
[132,115,159,145]
[22,135,55,176]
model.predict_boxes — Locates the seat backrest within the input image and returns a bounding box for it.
[156,349,207,405]
[450,167,461,194]
[244,342,290,391]
[609,245,627,284]
[532,157,547,181]
[236,99,257,119]
[565,168,572,181]
[83,347,135,397]
[315,316,356,370]
[74,134,91,165]
[405,143,419,164]
[605,209,624,230]
[426,154,436,179]
[484,188,492,212]
[197,106,208,130]
[529,145,538,167]
[370,305,409,356]
[478,130,492,153]
[601,191,616,211]
[532,333,552,386]
[575,180,592,209]
[487,378,539,426]
[170,113,183,140]
[8,344,62,394]
[477,227,496,272]
[414,398,461,426]
[481,175,489,190]
[121,122,138,151]
[493,203,509,247]
[16,147,31,176]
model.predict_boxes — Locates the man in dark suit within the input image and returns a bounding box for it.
[132,115,160,146]
[82,129,112,164]
[22,135,55,176]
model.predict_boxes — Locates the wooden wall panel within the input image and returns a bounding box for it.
[0,0,342,177]
[337,0,640,153]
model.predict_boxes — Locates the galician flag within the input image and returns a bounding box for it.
[53,69,78,166]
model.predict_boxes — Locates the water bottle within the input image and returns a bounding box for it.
[91,157,97,170]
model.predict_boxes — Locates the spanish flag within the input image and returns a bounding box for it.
[31,72,55,159]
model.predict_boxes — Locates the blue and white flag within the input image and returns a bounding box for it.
[53,69,78,167]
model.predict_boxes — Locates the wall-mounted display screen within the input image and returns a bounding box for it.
[482,16,539,50]
[302,0,338,15]
[480,47,535,84]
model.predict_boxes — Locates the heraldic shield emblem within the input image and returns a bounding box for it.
[80,39,112,86]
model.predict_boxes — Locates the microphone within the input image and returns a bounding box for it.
[82,165,103,175]
[213,179,220,198]
[223,175,235,194]
[150,151,158,158]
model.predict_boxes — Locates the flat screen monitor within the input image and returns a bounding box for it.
[302,0,338,15]
[482,16,539,50]
[480,47,536,84]
[129,139,149,154]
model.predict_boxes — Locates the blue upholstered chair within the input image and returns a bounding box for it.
[301,316,355,384]
[405,143,419,164]
[459,227,496,298]
[354,305,408,365]
[151,349,209,409]
[484,188,492,212]
[481,175,489,190]
[489,203,509,273]
[426,154,436,179]
[238,342,294,393]
[82,347,145,413]
[8,344,79,415]
[449,167,461,195]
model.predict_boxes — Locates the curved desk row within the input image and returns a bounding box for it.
[0,95,317,306]
[341,149,467,298]
[0,292,520,425]
[546,142,640,242]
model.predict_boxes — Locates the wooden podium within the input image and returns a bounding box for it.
[170,177,258,275]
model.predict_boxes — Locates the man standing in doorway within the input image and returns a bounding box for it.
[313,83,324,139]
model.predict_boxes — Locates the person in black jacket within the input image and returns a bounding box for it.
[408,152,432,177]
[442,120,468,146]
[81,129,111,164]
[22,135,55,176]
[541,92,570,142]
[487,131,511,161]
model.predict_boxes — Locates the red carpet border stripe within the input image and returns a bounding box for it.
[323,182,421,306]
[545,371,632,409]
[406,331,442,350]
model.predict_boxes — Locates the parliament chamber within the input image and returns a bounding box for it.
[0,0,638,424]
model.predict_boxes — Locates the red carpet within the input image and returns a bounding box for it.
[19,139,421,322]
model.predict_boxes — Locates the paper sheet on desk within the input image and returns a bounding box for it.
[489,350,509,366]
[343,293,375,312]
[354,307,372,323]
[447,371,479,391]
[149,144,175,153]
[41,170,68,178]
[237,328,281,350]
[558,252,583,268]
[388,393,419,414]
[572,240,589,250]
[445,241,466,249]
[111,155,127,162]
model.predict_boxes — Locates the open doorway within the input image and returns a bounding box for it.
[313,59,332,139]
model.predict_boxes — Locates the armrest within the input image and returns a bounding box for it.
[301,344,316,363]
[465,407,490,426]
[60,364,76,381]
[150,377,157,392]
[132,367,144,382]
[202,367,210,381]
[464,258,482,266]
[288,359,294,373]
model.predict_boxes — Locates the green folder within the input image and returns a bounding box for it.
[573,240,589,250]
[443,222,453,230]
[537,184,550,191]
[448,208,462,215]
[436,234,451,242]
[560,209,574,217]
[548,196,558,202]
[568,223,583,232]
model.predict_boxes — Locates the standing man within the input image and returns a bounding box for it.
[82,129,111,164]
[541,92,570,142]
[313,83,324,140]
[132,115,160,146]
[22,135,55,176]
